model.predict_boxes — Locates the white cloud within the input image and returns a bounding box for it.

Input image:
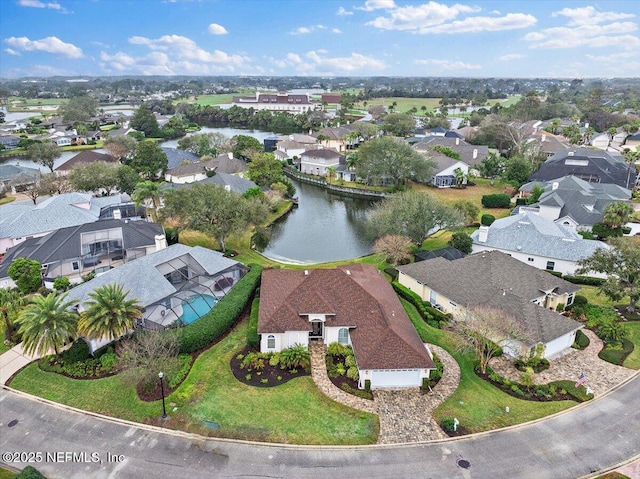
[367,2,479,31]
[208,23,228,35]
[498,53,526,61]
[336,6,353,16]
[4,36,83,58]
[128,34,245,66]
[289,24,328,35]
[332,28,342,34]
[270,51,386,75]
[526,22,639,50]
[18,0,69,13]
[356,0,396,11]
[552,6,635,26]
[4,48,20,56]
[415,59,481,70]
[418,13,537,34]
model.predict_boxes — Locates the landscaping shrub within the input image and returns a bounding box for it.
[598,339,634,366]
[53,276,71,291]
[384,267,399,281]
[514,357,550,373]
[247,297,260,349]
[621,226,632,235]
[515,198,527,206]
[340,382,372,400]
[327,342,350,357]
[167,354,193,388]
[17,466,47,479]
[63,340,91,363]
[427,353,444,389]
[99,351,118,372]
[178,264,263,353]
[573,295,588,306]
[548,380,594,402]
[279,344,311,371]
[562,275,605,286]
[572,330,590,350]
[481,193,511,208]
[480,214,496,226]
[392,281,446,328]
[441,417,456,432]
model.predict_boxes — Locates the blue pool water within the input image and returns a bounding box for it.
[179,294,218,325]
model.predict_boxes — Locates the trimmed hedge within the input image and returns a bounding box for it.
[598,339,634,366]
[572,329,590,350]
[392,281,451,327]
[247,297,260,349]
[384,267,399,281]
[480,214,495,226]
[481,193,511,208]
[17,466,47,479]
[562,275,605,286]
[178,264,263,354]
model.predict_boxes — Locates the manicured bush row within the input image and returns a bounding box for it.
[167,354,193,389]
[598,339,634,366]
[392,281,438,327]
[178,264,263,354]
[481,193,511,208]
[247,297,260,349]
[572,329,590,350]
[562,275,605,286]
[514,357,550,373]
[383,267,399,281]
[17,466,47,479]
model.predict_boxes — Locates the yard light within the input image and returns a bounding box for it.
[159,371,167,419]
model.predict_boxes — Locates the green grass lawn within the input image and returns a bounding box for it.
[0,196,16,206]
[401,299,575,433]
[578,285,628,308]
[9,319,378,445]
[623,322,640,369]
[0,468,17,479]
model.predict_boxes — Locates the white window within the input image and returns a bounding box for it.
[429,291,437,305]
[338,328,349,345]
[267,335,275,349]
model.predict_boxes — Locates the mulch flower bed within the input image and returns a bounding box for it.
[230,345,309,387]
[476,369,581,402]
[444,426,471,437]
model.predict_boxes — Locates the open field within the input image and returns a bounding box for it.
[181,88,256,106]
[353,95,520,114]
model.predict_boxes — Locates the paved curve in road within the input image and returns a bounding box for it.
[1,374,639,479]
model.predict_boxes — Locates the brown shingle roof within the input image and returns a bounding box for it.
[258,264,435,370]
[56,150,117,171]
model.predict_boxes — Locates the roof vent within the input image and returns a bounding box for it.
[346,270,351,275]
[304,270,309,275]
[516,245,522,251]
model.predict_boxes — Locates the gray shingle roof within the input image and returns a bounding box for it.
[396,251,581,346]
[470,212,609,262]
[0,219,163,278]
[0,164,40,182]
[0,193,127,240]
[161,172,258,195]
[160,147,200,169]
[66,244,241,308]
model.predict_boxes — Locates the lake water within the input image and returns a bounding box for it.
[259,179,375,264]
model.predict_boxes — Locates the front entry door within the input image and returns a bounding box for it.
[310,321,324,338]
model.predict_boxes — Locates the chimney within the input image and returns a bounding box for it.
[473,148,478,159]
[478,226,489,243]
[154,234,167,251]
[456,137,460,145]
[304,270,309,276]
[542,134,546,142]
[113,209,121,220]
[552,181,559,190]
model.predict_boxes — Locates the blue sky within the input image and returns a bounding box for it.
[1,0,639,78]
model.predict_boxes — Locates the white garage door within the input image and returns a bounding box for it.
[370,369,421,389]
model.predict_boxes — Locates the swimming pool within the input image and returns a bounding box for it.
[179,294,218,325]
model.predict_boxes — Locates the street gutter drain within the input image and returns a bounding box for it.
[457,459,471,469]
[7,420,18,428]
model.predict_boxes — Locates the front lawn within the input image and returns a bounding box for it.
[9,319,378,445]
[623,322,640,369]
[401,299,575,433]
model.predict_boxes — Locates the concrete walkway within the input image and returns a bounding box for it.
[0,343,42,385]
[309,342,462,444]
[489,329,635,396]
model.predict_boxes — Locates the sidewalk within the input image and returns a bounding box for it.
[0,343,42,385]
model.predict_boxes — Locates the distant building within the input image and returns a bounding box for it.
[232,92,314,113]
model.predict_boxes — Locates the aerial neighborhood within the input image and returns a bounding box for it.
[0,74,639,477]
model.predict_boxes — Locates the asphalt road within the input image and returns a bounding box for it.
[1,374,639,479]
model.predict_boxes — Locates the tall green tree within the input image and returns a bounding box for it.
[7,258,42,294]
[132,180,161,210]
[15,292,78,357]
[381,113,416,137]
[0,288,26,342]
[130,107,160,138]
[502,155,533,186]
[576,237,640,313]
[367,191,463,245]
[247,152,285,187]
[356,136,436,186]
[62,96,98,123]
[78,284,142,343]
[69,161,120,195]
[231,134,262,160]
[603,202,634,229]
[26,141,61,172]
[161,183,268,251]
[129,140,168,178]
[177,132,231,157]
[103,135,137,162]
[115,165,142,195]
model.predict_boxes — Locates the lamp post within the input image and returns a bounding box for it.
[158,371,167,419]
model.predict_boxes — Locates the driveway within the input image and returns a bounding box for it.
[1,372,639,479]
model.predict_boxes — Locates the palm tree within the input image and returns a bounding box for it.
[0,288,26,342]
[15,292,78,357]
[325,166,336,183]
[603,201,634,229]
[78,283,142,343]
[132,180,161,220]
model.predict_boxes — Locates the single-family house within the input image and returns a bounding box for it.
[0,164,40,194]
[54,136,73,147]
[0,219,164,290]
[526,132,571,158]
[300,148,341,176]
[0,193,132,254]
[625,132,640,150]
[0,135,20,149]
[160,147,200,170]
[161,172,258,196]
[164,152,247,183]
[67,244,247,350]
[414,247,466,262]
[470,211,609,277]
[519,176,631,231]
[427,154,469,188]
[396,251,583,359]
[314,125,359,152]
[258,264,436,389]
[529,148,635,190]
[412,137,488,168]
[55,150,118,176]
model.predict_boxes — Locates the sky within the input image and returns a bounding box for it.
[1,0,639,78]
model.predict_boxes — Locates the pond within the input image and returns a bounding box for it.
[258,179,376,264]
